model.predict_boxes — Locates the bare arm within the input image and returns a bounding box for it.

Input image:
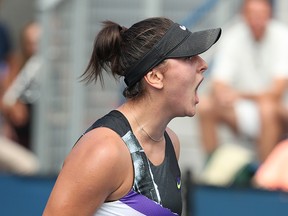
[241,78,287,101]
[212,81,239,108]
[43,128,132,216]
[212,78,288,106]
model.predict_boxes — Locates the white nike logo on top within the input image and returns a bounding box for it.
[179,25,186,30]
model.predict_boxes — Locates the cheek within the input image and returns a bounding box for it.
[181,72,198,91]
[173,74,197,101]
[165,62,198,97]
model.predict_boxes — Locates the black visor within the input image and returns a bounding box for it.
[124,23,221,87]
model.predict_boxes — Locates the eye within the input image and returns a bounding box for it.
[184,56,193,61]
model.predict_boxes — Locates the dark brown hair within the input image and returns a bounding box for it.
[81,17,173,98]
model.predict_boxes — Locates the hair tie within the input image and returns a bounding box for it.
[120,26,128,35]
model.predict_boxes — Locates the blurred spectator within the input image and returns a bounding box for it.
[254,138,288,191]
[0,135,39,175]
[0,21,12,79]
[0,19,17,128]
[2,21,41,150]
[197,0,288,163]
[0,13,40,174]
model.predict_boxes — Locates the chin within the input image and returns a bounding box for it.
[185,109,196,117]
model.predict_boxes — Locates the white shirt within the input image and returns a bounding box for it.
[211,18,288,94]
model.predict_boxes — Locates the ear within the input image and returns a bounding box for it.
[144,68,164,89]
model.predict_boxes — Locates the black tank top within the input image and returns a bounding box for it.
[82,110,182,215]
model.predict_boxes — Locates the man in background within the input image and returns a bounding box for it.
[198,0,288,163]
[2,21,41,150]
[0,21,39,175]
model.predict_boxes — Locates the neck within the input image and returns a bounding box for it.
[132,112,164,142]
[119,102,167,142]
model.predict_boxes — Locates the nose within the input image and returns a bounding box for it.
[198,56,208,73]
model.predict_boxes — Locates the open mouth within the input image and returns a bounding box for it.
[195,78,204,104]
[196,78,204,91]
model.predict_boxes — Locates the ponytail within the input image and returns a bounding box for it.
[80,21,125,85]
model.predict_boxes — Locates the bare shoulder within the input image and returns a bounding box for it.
[69,127,127,166]
[43,127,132,215]
[166,127,180,160]
[64,127,132,193]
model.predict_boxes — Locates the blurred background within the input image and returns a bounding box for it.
[1,0,288,215]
